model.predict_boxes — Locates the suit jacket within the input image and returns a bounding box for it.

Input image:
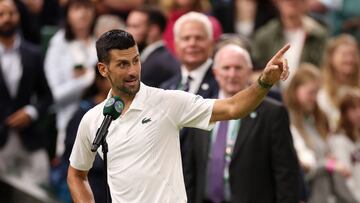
[141,44,180,88]
[184,98,300,203]
[160,62,218,99]
[0,39,53,151]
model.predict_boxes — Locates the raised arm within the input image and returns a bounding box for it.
[67,166,95,203]
[210,44,290,122]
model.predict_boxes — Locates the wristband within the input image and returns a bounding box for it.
[257,75,273,89]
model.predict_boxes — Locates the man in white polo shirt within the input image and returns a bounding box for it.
[67,28,290,203]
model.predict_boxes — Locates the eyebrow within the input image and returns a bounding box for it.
[114,54,140,63]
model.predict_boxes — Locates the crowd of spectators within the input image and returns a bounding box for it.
[0,0,359,202]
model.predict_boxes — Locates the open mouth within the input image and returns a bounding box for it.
[124,78,138,86]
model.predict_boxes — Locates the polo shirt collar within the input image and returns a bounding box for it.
[107,82,146,111]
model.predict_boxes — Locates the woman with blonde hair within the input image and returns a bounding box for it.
[284,63,355,203]
[329,89,360,202]
[318,34,360,132]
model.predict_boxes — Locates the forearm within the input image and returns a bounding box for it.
[67,170,95,203]
[211,82,269,122]
[231,82,269,118]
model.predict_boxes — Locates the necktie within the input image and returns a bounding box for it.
[208,121,228,203]
[182,75,192,92]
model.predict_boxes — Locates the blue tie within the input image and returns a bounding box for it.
[208,121,228,203]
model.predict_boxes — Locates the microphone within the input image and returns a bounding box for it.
[91,96,124,152]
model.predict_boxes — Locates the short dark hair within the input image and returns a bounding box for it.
[133,6,167,33]
[96,29,136,64]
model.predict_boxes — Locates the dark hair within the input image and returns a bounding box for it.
[96,29,136,64]
[337,90,360,142]
[133,6,167,33]
[64,0,96,41]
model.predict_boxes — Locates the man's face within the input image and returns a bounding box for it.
[99,46,141,97]
[213,49,252,96]
[175,20,213,70]
[0,0,19,37]
[126,11,149,45]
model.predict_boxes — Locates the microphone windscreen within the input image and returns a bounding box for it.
[103,96,124,120]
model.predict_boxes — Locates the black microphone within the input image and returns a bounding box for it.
[91,96,124,152]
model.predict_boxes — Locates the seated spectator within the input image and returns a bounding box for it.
[0,0,53,188]
[212,0,277,40]
[252,0,328,88]
[44,0,97,158]
[126,6,180,87]
[160,0,223,55]
[284,64,357,203]
[329,89,360,203]
[318,34,360,132]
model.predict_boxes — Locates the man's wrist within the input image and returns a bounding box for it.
[257,75,273,90]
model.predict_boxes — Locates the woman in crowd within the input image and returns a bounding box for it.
[318,34,360,132]
[284,64,356,203]
[330,89,360,202]
[44,0,97,158]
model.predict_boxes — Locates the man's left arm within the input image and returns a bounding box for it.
[210,44,290,122]
[271,106,300,202]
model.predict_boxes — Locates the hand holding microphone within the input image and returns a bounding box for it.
[91,96,124,152]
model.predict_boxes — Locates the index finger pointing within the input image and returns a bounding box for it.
[269,44,291,62]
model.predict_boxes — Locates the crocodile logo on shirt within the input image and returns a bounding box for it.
[142,117,151,124]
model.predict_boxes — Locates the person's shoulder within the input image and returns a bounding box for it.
[254,18,281,38]
[80,99,105,124]
[48,29,66,47]
[304,16,328,37]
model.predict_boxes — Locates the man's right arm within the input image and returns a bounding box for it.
[67,165,95,203]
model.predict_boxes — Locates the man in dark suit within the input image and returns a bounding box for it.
[0,0,53,186]
[126,6,180,88]
[160,12,219,164]
[183,44,300,203]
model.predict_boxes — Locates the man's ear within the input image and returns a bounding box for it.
[97,62,108,77]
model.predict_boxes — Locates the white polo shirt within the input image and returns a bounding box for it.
[70,83,215,203]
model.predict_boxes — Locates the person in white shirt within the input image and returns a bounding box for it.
[67,28,290,203]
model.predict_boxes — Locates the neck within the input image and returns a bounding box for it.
[74,29,90,41]
[111,89,136,113]
[0,35,16,49]
[281,15,302,30]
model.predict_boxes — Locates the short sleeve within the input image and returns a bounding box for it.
[165,90,215,131]
[69,112,97,171]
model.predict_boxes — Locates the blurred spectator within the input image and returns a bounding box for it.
[329,89,360,203]
[126,6,180,88]
[161,0,222,55]
[329,0,360,42]
[284,64,357,203]
[44,0,97,158]
[318,34,360,132]
[212,0,277,40]
[183,44,300,203]
[161,11,218,98]
[0,0,53,187]
[94,14,126,38]
[94,0,144,19]
[14,0,61,44]
[252,0,328,88]
[51,67,111,203]
[161,12,219,182]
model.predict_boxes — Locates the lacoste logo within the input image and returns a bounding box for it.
[142,117,151,124]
